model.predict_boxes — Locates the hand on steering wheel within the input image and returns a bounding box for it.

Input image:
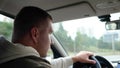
[73,55,113,68]
[73,55,101,68]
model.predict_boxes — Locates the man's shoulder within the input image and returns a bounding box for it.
[0,56,51,68]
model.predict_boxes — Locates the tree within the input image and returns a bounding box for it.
[0,22,13,40]
[98,37,112,49]
[54,23,74,52]
[115,41,120,51]
[74,31,83,52]
[74,30,99,52]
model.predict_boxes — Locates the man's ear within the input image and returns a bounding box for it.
[31,27,39,44]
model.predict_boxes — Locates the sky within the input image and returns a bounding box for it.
[0,14,4,21]
[62,17,106,39]
[0,14,13,22]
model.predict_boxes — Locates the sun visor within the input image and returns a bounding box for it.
[48,2,96,23]
[0,1,96,22]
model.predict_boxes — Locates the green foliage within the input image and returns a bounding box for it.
[114,41,120,51]
[74,30,98,52]
[0,22,13,40]
[74,31,84,51]
[98,37,112,49]
[54,23,74,52]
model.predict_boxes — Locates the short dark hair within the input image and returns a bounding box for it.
[12,6,52,42]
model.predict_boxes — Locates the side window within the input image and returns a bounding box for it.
[0,14,13,41]
[0,14,54,59]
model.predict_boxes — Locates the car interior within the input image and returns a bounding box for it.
[0,0,120,68]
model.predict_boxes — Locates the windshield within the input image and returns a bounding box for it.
[53,12,120,58]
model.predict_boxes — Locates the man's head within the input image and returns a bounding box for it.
[12,6,53,57]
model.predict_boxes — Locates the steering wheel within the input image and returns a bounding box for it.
[73,55,113,68]
[89,56,101,68]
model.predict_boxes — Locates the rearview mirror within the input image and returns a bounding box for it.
[105,20,120,30]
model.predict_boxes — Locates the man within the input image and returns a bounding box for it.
[0,6,95,68]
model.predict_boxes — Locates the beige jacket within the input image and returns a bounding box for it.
[0,37,73,68]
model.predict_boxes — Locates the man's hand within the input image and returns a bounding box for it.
[72,51,96,64]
